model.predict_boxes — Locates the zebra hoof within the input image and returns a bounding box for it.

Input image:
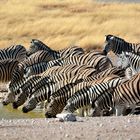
[22,107,28,113]
[12,102,18,109]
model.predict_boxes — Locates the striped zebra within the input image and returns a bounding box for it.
[61,77,126,116]
[0,59,19,82]
[28,39,84,58]
[90,72,140,116]
[11,64,97,108]
[22,79,82,113]
[24,59,63,78]
[24,51,113,78]
[22,75,114,114]
[118,52,140,75]
[0,45,27,61]
[45,75,124,117]
[6,64,125,107]
[103,35,140,55]
[2,74,43,105]
[8,50,55,92]
[92,91,114,116]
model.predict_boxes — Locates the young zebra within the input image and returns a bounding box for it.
[28,39,84,58]
[45,75,123,118]
[103,35,140,55]
[0,45,27,62]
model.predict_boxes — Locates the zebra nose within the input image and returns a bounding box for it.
[22,107,28,113]
[12,102,18,109]
[2,101,8,106]
[102,50,107,55]
[45,112,54,118]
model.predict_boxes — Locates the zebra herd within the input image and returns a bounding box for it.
[0,35,140,118]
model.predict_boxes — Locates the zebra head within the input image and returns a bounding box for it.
[12,88,29,109]
[28,39,51,55]
[103,35,126,55]
[22,95,38,113]
[2,89,20,105]
[45,97,62,118]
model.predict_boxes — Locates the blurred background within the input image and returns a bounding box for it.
[0,0,140,50]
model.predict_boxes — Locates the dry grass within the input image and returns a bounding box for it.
[0,0,140,50]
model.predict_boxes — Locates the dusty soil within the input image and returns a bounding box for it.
[0,116,140,140]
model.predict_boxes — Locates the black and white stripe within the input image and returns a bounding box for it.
[103,35,140,55]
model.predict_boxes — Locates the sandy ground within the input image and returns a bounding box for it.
[0,116,140,140]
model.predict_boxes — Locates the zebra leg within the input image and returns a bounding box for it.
[115,105,126,116]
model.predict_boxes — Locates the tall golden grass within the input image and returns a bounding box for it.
[0,0,140,50]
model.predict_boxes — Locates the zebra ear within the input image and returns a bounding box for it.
[105,35,114,41]
[31,39,38,44]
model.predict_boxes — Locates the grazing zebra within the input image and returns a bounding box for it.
[28,39,84,58]
[0,59,19,82]
[2,75,42,105]
[22,79,82,113]
[112,72,140,116]
[45,75,123,117]
[90,72,140,116]
[102,35,140,55]
[92,91,114,116]
[12,65,97,109]
[8,50,55,92]
[0,45,27,61]
[24,51,113,77]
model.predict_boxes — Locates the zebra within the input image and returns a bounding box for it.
[2,74,43,105]
[0,45,27,62]
[45,75,124,117]
[102,34,140,55]
[90,72,140,116]
[28,39,84,58]
[91,90,114,116]
[24,59,63,78]
[8,50,56,92]
[0,59,19,82]
[24,51,113,78]
[117,52,140,75]
[22,79,82,113]
[61,77,126,116]
[12,64,97,108]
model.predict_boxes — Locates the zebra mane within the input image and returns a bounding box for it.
[105,34,125,42]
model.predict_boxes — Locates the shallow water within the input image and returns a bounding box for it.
[0,103,45,120]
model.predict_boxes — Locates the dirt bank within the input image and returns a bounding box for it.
[0,115,140,140]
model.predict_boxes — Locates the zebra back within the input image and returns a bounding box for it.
[62,77,124,114]
[0,59,19,82]
[0,45,27,62]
